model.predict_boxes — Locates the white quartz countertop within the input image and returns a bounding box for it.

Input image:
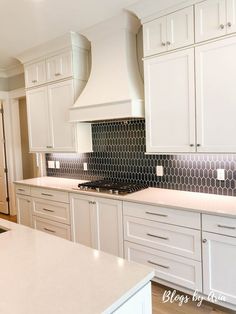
[15,176,236,217]
[0,219,153,314]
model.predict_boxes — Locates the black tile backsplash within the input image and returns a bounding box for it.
[46,119,236,197]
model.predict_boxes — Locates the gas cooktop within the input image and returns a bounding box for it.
[78,180,148,195]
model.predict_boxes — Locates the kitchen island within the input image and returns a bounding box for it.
[0,219,154,314]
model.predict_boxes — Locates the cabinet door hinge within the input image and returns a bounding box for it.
[6,197,9,202]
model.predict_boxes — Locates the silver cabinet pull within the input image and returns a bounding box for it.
[189,144,194,147]
[46,146,53,149]
[18,188,25,192]
[227,22,232,27]
[148,260,170,269]
[161,42,166,46]
[43,227,56,233]
[217,224,236,230]
[32,79,38,83]
[166,41,171,45]
[89,201,96,205]
[202,239,207,243]
[41,193,53,197]
[54,73,61,76]
[145,211,168,218]
[42,208,54,213]
[197,144,201,147]
[147,233,169,240]
[219,24,225,29]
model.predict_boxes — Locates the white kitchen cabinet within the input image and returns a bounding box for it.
[202,231,236,305]
[195,36,236,152]
[26,80,92,153]
[26,86,52,151]
[46,51,73,82]
[143,6,194,57]
[144,48,196,153]
[16,194,32,227]
[195,0,236,42]
[71,194,124,257]
[25,60,47,88]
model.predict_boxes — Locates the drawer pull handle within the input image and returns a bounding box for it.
[18,188,25,192]
[41,193,53,197]
[146,211,168,217]
[147,233,169,240]
[89,201,96,205]
[148,260,170,269]
[217,224,236,230]
[43,228,56,233]
[32,80,38,83]
[54,73,61,76]
[42,208,55,213]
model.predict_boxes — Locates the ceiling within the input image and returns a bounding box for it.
[0,0,186,71]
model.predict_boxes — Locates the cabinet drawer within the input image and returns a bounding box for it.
[32,216,71,240]
[31,187,69,203]
[124,216,201,260]
[32,198,70,225]
[125,241,202,292]
[202,214,236,237]
[123,202,200,229]
[15,185,31,196]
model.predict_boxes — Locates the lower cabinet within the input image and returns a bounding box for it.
[71,194,124,257]
[202,231,236,305]
[16,194,32,227]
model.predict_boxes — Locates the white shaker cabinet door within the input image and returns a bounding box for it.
[226,0,236,34]
[48,80,76,152]
[26,86,52,152]
[166,6,194,51]
[202,231,236,306]
[195,37,236,152]
[25,61,47,88]
[195,0,227,42]
[16,195,32,227]
[144,48,196,153]
[143,17,167,57]
[46,51,73,82]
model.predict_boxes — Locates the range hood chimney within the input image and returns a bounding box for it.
[69,12,144,122]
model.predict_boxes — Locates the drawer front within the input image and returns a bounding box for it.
[32,198,70,225]
[31,187,69,203]
[15,184,31,196]
[203,214,236,237]
[125,241,202,292]
[123,202,200,229]
[124,216,201,260]
[33,216,71,240]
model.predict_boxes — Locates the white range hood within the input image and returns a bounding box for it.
[69,12,144,122]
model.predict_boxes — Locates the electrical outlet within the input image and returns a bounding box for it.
[83,162,88,171]
[55,161,60,169]
[48,161,55,169]
[217,169,225,181]
[156,165,164,176]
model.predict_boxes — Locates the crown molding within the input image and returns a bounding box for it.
[0,64,24,78]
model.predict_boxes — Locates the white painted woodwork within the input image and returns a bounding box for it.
[31,187,69,203]
[143,17,167,56]
[195,0,227,42]
[227,0,236,34]
[195,36,236,152]
[16,194,32,227]
[15,184,31,196]
[32,215,71,240]
[113,282,152,314]
[26,86,52,152]
[46,51,73,82]
[123,201,201,229]
[0,108,8,214]
[125,241,202,292]
[202,214,236,237]
[71,194,124,257]
[124,216,201,260]
[70,194,95,248]
[24,61,47,88]
[47,80,76,152]
[202,231,236,305]
[32,197,70,225]
[144,48,196,153]
[166,6,194,51]
[93,197,124,257]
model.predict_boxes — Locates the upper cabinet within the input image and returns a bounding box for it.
[195,0,236,42]
[25,61,47,88]
[46,51,73,82]
[143,6,194,57]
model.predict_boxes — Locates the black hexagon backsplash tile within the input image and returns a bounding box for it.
[46,119,236,197]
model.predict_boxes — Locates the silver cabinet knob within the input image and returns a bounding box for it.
[189,144,194,147]
[55,73,61,76]
[197,144,201,147]
[219,24,225,29]
[32,80,38,83]
[227,22,232,27]
[166,41,171,46]
[46,145,53,149]
[202,239,207,243]
[161,42,166,46]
